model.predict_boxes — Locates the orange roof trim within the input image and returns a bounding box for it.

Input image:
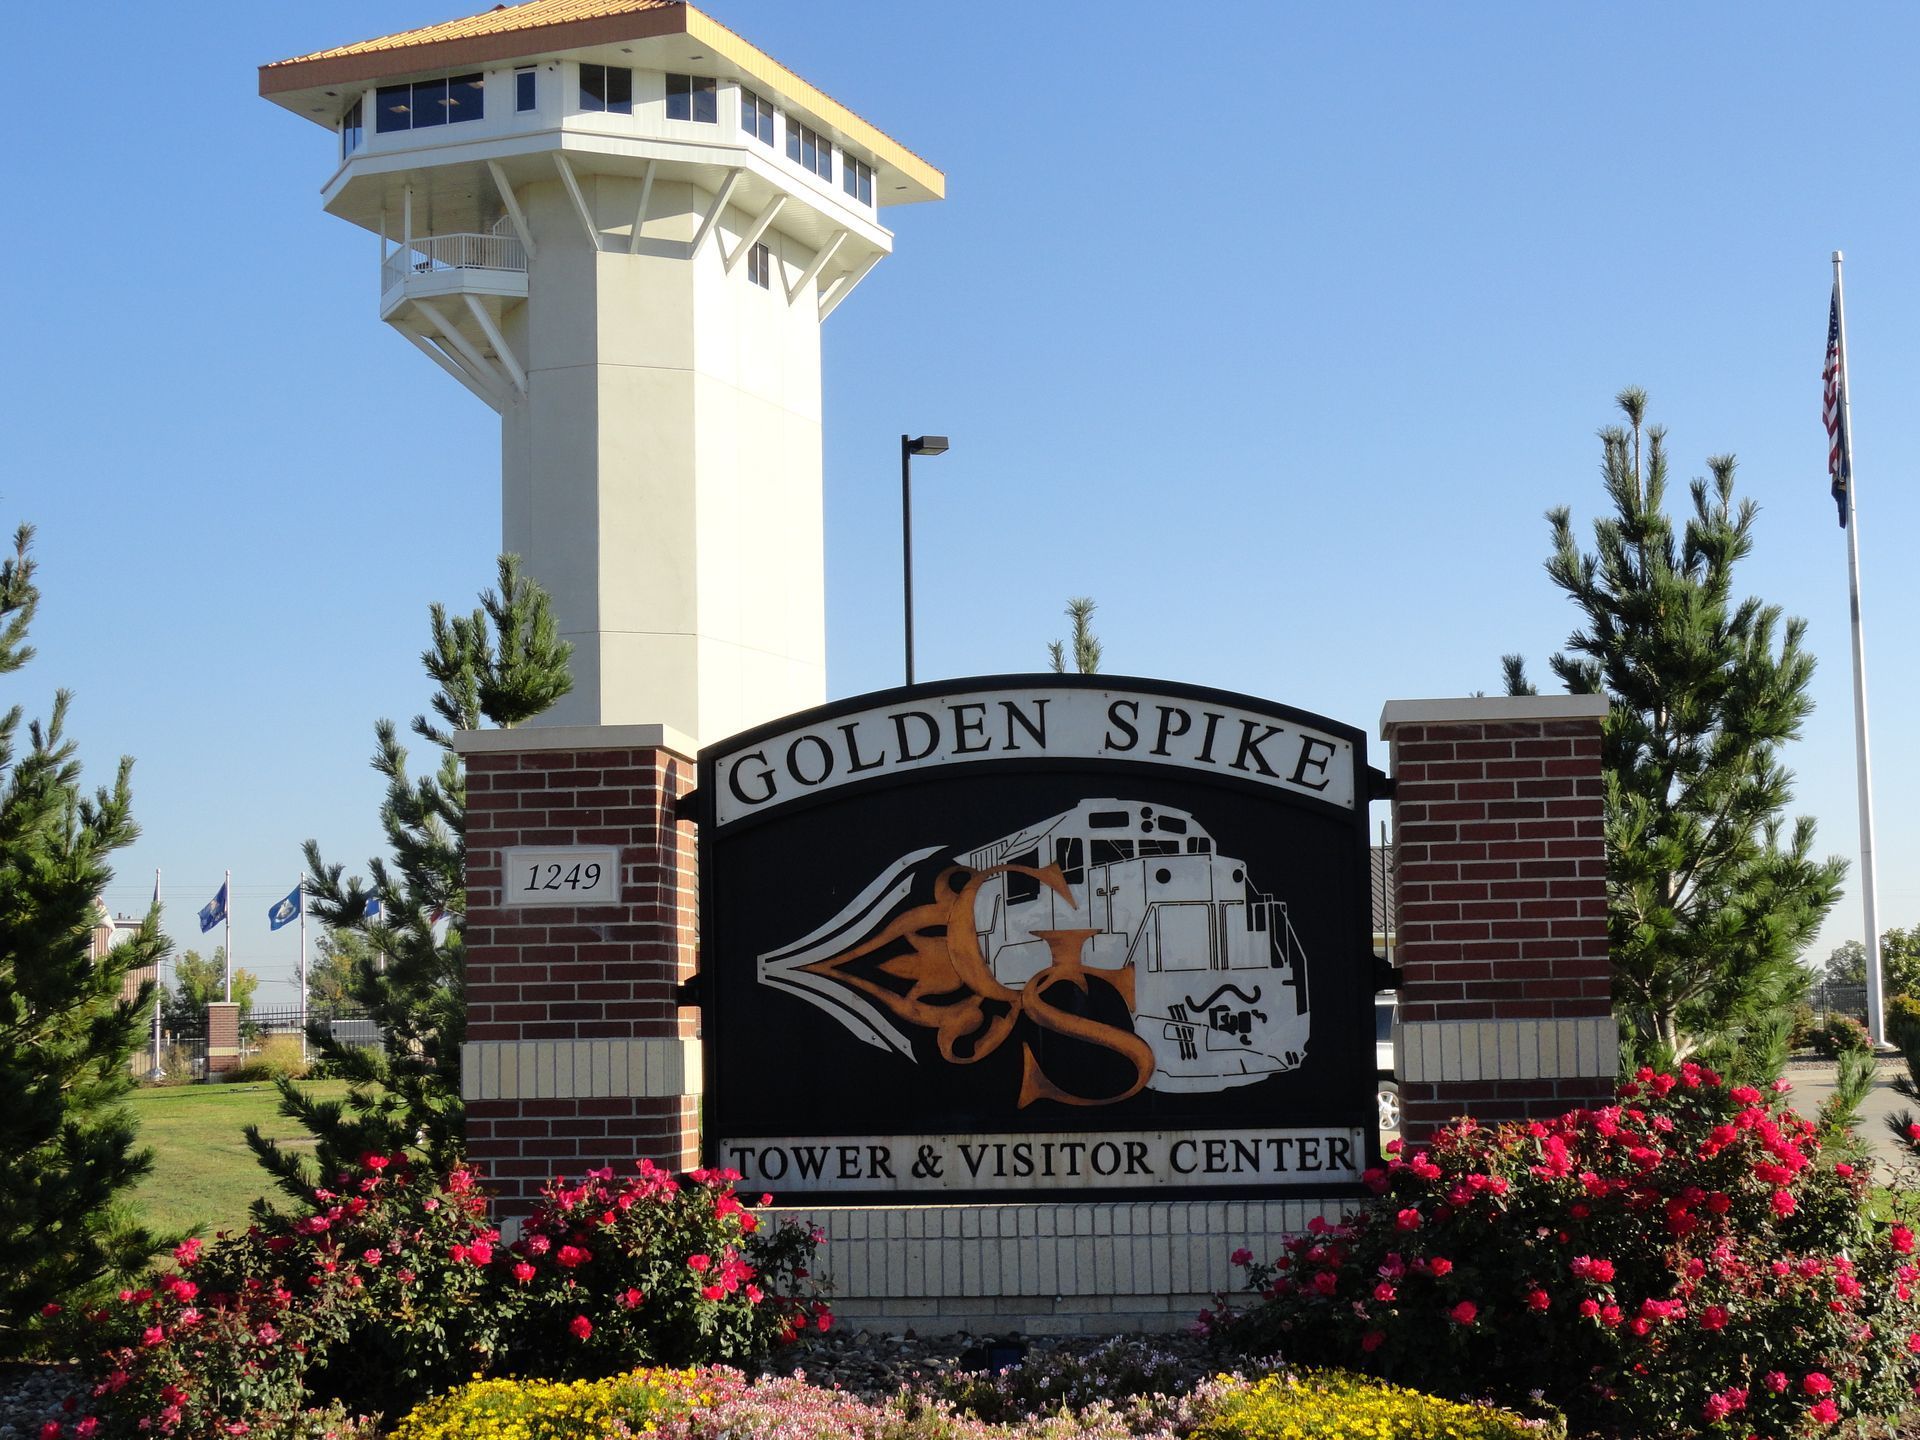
[261,0,943,197]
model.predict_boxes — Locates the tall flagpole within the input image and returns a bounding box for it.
[151,868,164,1081]
[1831,250,1884,1044]
[223,868,234,1004]
[297,877,308,1064]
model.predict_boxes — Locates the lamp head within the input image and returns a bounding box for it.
[906,435,950,457]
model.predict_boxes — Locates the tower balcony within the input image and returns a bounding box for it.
[379,221,528,414]
[379,223,527,319]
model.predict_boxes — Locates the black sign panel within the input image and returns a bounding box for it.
[694,676,1378,1203]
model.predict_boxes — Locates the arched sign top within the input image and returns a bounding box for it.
[704,675,1365,827]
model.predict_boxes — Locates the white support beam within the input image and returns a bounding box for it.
[414,299,512,398]
[464,294,526,395]
[486,160,538,260]
[785,229,847,305]
[552,153,601,251]
[817,249,883,322]
[400,327,504,412]
[627,160,657,255]
[687,168,744,261]
[724,194,787,274]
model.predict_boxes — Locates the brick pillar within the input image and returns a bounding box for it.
[206,1001,241,1076]
[456,723,701,1220]
[1379,697,1614,1138]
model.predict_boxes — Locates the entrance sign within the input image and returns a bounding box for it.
[695,676,1381,1203]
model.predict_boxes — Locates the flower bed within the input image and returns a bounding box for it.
[388,1364,1551,1440]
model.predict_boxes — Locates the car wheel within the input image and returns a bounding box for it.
[1377,1083,1401,1132]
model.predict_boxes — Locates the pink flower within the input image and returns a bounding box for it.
[1448,1300,1477,1326]
[1426,1256,1454,1278]
[172,1239,201,1267]
[1360,1329,1385,1353]
[556,1245,589,1268]
[1809,1398,1840,1425]
[467,1241,494,1266]
[1894,1226,1916,1255]
[1701,1305,1729,1330]
[1230,1248,1253,1266]
[1772,1189,1797,1218]
[512,1261,535,1285]
[361,1249,382,1266]
[38,1421,60,1440]
[1569,1255,1615,1283]
[1765,1371,1788,1393]
[618,1287,645,1309]
[1803,1373,1834,1396]
[1394,1208,1422,1232]
[569,1313,592,1340]
[1525,1288,1549,1313]
[702,1283,726,1301]
[687,1253,713,1272]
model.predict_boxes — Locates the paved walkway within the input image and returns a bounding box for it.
[1781,1058,1920,1184]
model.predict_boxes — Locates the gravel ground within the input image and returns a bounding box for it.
[0,1364,87,1440]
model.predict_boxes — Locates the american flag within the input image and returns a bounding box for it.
[1823,287,1851,528]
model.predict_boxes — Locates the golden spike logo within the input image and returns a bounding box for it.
[799,863,1152,1106]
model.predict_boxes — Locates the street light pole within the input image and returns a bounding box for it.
[901,434,914,685]
[900,434,949,685]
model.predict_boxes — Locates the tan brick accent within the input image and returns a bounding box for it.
[459,739,700,1216]
[1380,698,1612,1139]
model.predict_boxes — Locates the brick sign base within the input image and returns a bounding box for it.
[456,694,1613,1330]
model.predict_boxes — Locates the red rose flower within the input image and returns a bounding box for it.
[569,1314,592,1340]
[1448,1300,1477,1326]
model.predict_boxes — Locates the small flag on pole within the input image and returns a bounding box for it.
[268,885,302,932]
[198,882,229,934]
[1823,286,1852,527]
[363,896,384,922]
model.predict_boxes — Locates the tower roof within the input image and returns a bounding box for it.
[261,0,943,199]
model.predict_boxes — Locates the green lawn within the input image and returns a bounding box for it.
[125,1080,351,1239]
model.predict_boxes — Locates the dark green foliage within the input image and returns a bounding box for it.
[247,556,571,1203]
[1508,390,1844,1058]
[1047,596,1102,675]
[0,525,167,1353]
[1810,1014,1872,1061]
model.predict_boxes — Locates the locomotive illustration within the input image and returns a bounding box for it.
[758,799,1311,1097]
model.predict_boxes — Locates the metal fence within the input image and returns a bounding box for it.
[246,1006,383,1050]
[1809,982,1868,1021]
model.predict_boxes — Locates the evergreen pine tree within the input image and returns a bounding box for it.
[1506,390,1844,1058]
[248,556,570,1202]
[0,525,166,1351]
[1047,596,1103,674]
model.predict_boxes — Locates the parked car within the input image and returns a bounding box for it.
[1376,994,1399,1131]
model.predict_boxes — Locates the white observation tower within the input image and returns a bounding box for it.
[261,1,944,743]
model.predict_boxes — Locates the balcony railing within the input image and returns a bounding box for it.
[381,231,528,292]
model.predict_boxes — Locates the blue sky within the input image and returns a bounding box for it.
[6,1,1916,1002]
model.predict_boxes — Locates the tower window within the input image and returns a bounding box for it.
[785,120,832,180]
[842,156,873,205]
[740,88,774,145]
[747,242,772,289]
[667,73,717,123]
[580,64,633,114]
[516,67,537,112]
[374,74,484,133]
[340,97,363,158]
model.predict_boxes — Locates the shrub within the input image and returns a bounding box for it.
[228,1034,311,1083]
[499,1161,826,1379]
[1210,1063,1920,1437]
[70,1156,499,1435]
[1194,1370,1550,1440]
[65,1158,828,1436]
[1810,1013,1872,1059]
[1786,1003,1818,1053]
[387,1368,706,1440]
